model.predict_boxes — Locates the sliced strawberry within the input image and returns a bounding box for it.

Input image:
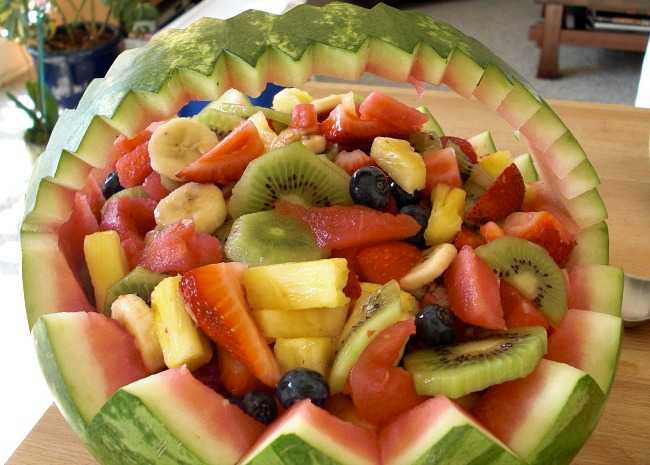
[358,91,428,135]
[454,227,486,250]
[275,200,421,250]
[181,263,281,387]
[290,103,319,133]
[343,270,362,300]
[502,211,575,266]
[334,150,374,175]
[142,172,170,201]
[116,142,152,187]
[422,147,462,193]
[440,136,478,163]
[178,121,265,184]
[331,247,361,274]
[480,221,505,243]
[356,241,422,285]
[139,220,223,274]
[217,349,261,397]
[466,164,525,224]
[500,281,550,329]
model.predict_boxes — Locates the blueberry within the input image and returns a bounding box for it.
[415,305,456,347]
[350,166,390,210]
[400,204,429,248]
[240,390,278,425]
[389,180,418,208]
[102,171,123,199]
[276,368,329,408]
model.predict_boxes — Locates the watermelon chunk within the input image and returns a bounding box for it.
[239,400,380,465]
[473,359,605,465]
[567,265,624,316]
[33,312,147,440]
[380,396,523,465]
[89,367,264,465]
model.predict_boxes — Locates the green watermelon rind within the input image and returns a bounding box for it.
[241,434,343,465]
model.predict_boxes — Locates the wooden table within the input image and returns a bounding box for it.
[8,83,650,465]
[530,0,650,78]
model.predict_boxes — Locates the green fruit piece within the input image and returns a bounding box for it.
[416,106,444,137]
[473,359,606,465]
[409,131,443,154]
[205,102,291,125]
[195,108,244,135]
[104,266,168,315]
[513,152,539,183]
[228,142,352,218]
[213,217,234,243]
[476,236,567,326]
[567,222,609,266]
[225,210,326,266]
[329,280,403,394]
[404,326,547,398]
[468,130,496,157]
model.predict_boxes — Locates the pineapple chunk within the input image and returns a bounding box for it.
[272,87,313,114]
[469,151,513,189]
[84,230,129,312]
[248,111,277,150]
[111,294,165,373]
[424,184,466,246]
[254,307,348,339]
[150,276,212,370]
[370,137,426,194]
[274,337,335,377]
[243,258,350,311]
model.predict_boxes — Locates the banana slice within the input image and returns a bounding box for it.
[248,111,277,150]
[399,243,458,291]
[155,182,227,234]
[149,118,218,181]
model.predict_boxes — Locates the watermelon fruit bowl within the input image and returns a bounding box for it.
[22,2,625,465]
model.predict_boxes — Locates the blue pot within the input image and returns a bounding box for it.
[29,26,122,109]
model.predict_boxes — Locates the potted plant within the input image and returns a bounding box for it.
[1,0,158,109]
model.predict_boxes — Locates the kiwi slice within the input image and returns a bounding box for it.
[228,142,353,218]
[224,210,326,266]
[446,141,474,179]
[205,102,291,126]
[104,266,168,315]
[409,132,442,154]
[195,108,243,136]
[404,326,547,398]
[475,236,567,326]
[329,281,403,394]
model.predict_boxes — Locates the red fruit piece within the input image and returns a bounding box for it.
[275,200,421,250]
[356,241,422,285]
[350,319,425,426]
[420,284,450,308]
[325,394,377,431]
[422,147,462,193]
[503,211,575,267]
[480,221,505,243]
[59,193,100,279]
[142,172,170,201]
[466,164,525,224]
[114,129,152,155]
[139,220,223,274]
[81,171,107,219]
[321,104,401,147]
[334,150,374,175]
[101,196,157,267]
[181,263,280,387]
[441,136,478,163]
[454,227,485,250]
[358,91,428,135]
[343,270,362,300]
[178,121,265,184]
[500,281,550,330]
[331,247,361,274]
[218,350,261,397]
[116,143,153,188]
[290,103,319,133]
[445,245,506,330]
[191,355,221,394]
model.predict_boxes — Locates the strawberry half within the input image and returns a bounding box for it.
[181,263,280,387]
[334,150,374,175]
[466,164,525,224]
[356,241,422,285]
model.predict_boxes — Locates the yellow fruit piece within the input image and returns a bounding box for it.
[272,87,313,113]
[480,151,513,178]
[274,337,335,377]
[424,183,466,246]
[111,294,165,374]
[84,230,129,312]
[254,307,348,339]
[150,276,212,370]
[243,258,350,310]
[248,111,277,150]
[370,137,426,194]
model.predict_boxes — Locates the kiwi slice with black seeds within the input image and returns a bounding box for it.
[404,326,547,398]
[195,108,243,137]
[224,210,326,266]
[228,142,353,218]
[475,236,567,326]
[104,266,168,315]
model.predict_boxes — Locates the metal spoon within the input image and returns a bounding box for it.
[622,273,650,327]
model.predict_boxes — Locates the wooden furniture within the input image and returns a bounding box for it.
[530,0,650,78]
[7,82,650,465]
